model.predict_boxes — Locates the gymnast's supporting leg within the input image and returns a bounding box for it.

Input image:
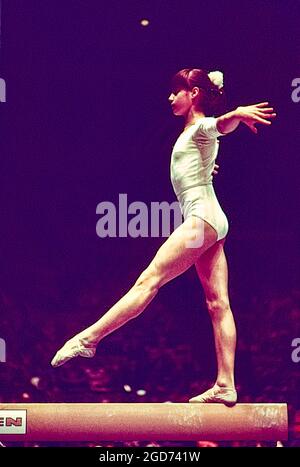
[189,239,237,405]
[51,216,217,367]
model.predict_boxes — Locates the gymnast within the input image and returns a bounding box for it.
[51,68,276,405]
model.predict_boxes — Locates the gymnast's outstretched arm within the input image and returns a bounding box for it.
[216,102,276,135]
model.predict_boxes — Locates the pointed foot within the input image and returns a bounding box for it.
[51,336,97,368]
[189,385,237,406]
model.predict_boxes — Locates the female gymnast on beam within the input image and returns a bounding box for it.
[51,68,276,405]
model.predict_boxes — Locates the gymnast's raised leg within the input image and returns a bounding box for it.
[51,216,217,367]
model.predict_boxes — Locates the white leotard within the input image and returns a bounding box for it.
[170,117,229,240]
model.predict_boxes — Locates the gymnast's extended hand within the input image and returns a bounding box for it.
[236,102,277,133]
[216,102,276,135]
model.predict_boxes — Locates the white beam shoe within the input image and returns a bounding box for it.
[51,337,97,367]
[189,385,237,406]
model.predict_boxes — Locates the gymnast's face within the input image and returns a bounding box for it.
[168,88,193,116]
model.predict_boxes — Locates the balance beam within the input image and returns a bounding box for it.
[0,403,288,441]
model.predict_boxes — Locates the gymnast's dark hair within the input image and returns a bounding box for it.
[170,68,227,116]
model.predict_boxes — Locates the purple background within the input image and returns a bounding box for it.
[1,0,299,300]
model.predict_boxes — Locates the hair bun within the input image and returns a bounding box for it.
[208,70,224,89]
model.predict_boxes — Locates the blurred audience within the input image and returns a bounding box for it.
[0,281,299,447]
